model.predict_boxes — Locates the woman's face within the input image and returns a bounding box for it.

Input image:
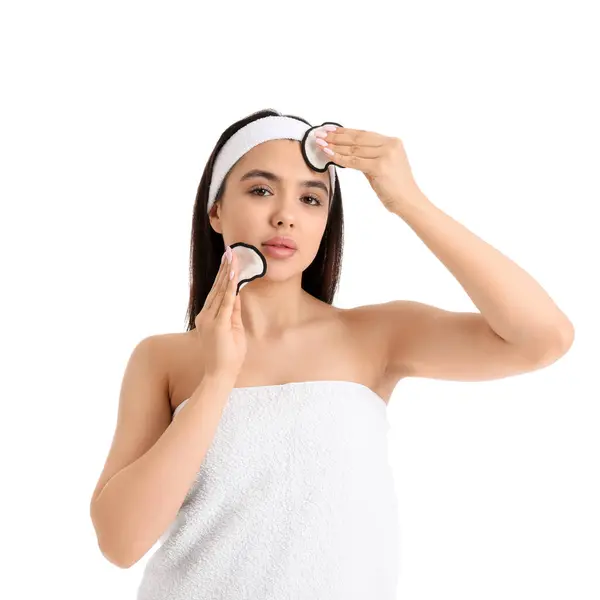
[210,139,332,275]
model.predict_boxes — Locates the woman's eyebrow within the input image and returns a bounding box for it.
[239,169,329,196]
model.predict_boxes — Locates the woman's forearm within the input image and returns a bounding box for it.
[393,192,574,354]
[90,372,235,568]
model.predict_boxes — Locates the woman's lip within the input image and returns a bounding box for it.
[262,244,297,258]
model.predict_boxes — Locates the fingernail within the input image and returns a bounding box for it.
[229,269,234,280]
[221,252,226,265]
[323,125,337,131]
[226,246,232,264]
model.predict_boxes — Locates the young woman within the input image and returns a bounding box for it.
[90,108,574,599]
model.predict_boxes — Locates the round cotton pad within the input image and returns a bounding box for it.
[301,121,346,172]
[230,242,268,295]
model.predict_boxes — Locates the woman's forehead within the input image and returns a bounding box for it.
[235,139,329,183]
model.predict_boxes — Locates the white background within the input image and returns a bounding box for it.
[1,1,598,598]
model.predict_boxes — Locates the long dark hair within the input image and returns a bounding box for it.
[184,108,345,332]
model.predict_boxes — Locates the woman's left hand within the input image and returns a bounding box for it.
[316,126,424,213]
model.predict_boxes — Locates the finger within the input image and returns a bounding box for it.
[318,145,375,171]
[231,287,243,330]
[216,251,238,323]
[205,251,229,313]
[323,128,384,147]
[210,251,233,317]
[204,253,227,312]
[325,143,382,159]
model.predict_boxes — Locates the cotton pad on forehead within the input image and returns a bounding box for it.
[301,121,345,172]
[230,242,267,295]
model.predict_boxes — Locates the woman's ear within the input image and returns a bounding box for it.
[208,201,222,234]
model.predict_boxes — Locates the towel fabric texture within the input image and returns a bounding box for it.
[136,380,400,600]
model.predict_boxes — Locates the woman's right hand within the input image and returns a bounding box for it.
[193,246,247,380]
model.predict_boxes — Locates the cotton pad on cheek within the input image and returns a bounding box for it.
[301,121,345,172]
[229,242,268,295]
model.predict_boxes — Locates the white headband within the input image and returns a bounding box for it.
[207,115,338,214]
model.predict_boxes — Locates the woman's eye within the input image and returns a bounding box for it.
[251,186,269,197]
[249,186,322,206]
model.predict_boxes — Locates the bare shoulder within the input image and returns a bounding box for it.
[341,300,393,331]
[146,332,183,360]
[138,332,181,386]
[150,329,188,367]
[308,299,370,341]
[338,301,389,370]
[151,330,209,406]
[342,301,384,323]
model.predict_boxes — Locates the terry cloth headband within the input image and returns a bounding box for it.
[207,115,344,214]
